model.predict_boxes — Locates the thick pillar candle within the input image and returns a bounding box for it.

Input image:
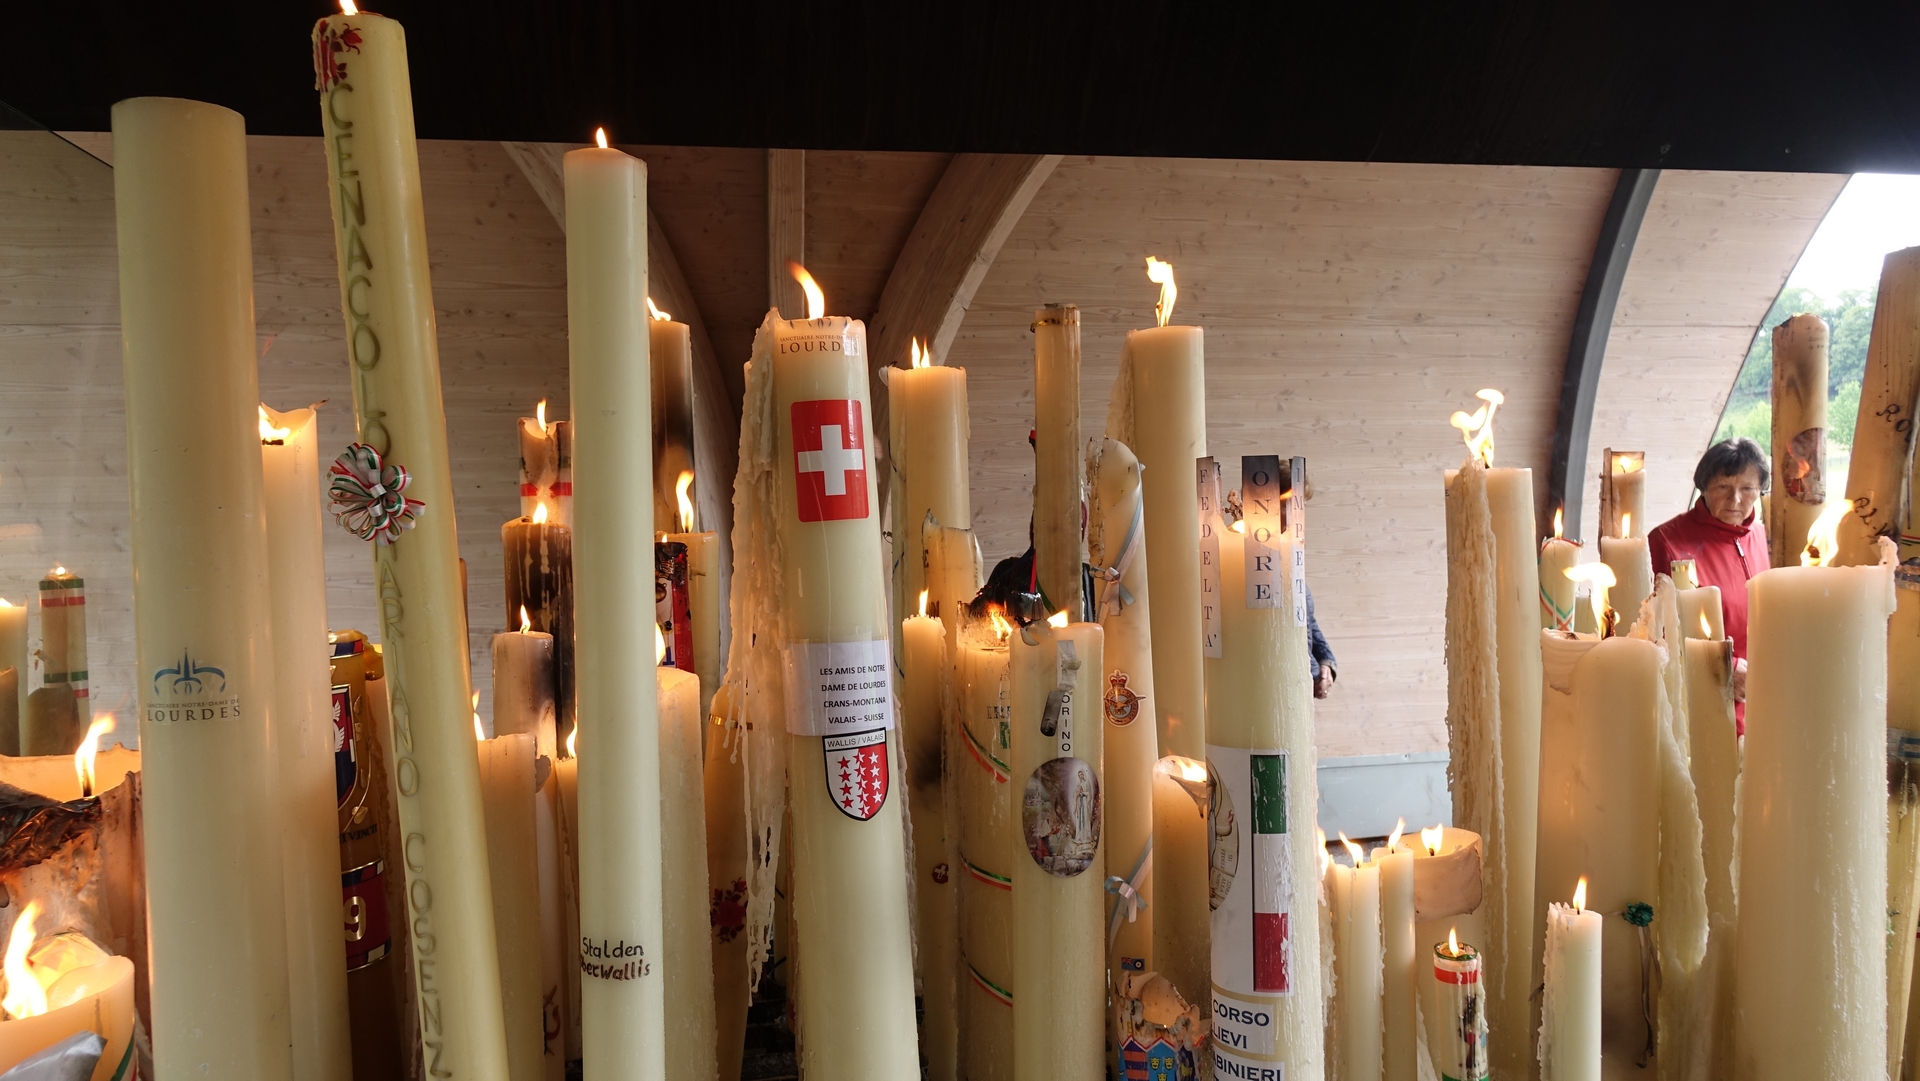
[112,95,294,1081]
[658,666,717,1081]
[903,609,958,1079]
[768,298,920,1077]
[1835,247,1920,567]
[1376,841,1416,1081]
[887,338,970,669]
[1539,526,1581,632]
[491,626,556,759]
[1090,440,1157,997]
[0,599,27,748]
[518,410,573,527]
[262,404,355,1081]
[1032,307,1084,618]
[1009,620,1105,1078]
[1208,514,1325,1081]
[1600,452,1647,540]
[1540,892,1602,1081]
[503,511,575,744]
[1426,938,1489,1081]
[36,568,87,718]
[1734,548,1895,1080]
[562,141,666,1078]
[476,733,544,1081]
[1150,755,1210,1018]
[1770,314,1830,567]
[314,12,511,1075]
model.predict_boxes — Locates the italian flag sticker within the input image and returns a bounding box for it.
[1252,753,1289,993]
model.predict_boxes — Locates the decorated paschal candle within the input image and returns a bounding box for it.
[518,398,573,526]
[260,404,355,1081]
[1425,931,1489,1081]
[1539,510,1581,632]
[113,95,294,1081]
[1206,464,1324,1081]
[767,265,920,1077]
[313,8,511,1076]
[36,568,87,721]
[955,607,1015,1080]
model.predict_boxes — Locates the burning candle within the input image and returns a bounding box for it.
[649,302,695,540]
[0,902,138,1080]
[0,599,25,752]
[1150,754,1210,1019]
[1733,528,1896,1079]
[1540,879,1602,1081]
[660,472,721,716]
[1374,826,1417,1081]
[902,594,958,1077]
[261,404,354,1081]
[519,398,574,526]
[955,610,1014,1079]
[113,94,294,1079]
[1425,930,1488,1081]
[1331,835,1384,1081]
[1538,510,1581,632]
[1598,451,1653,621]
[888,335,971,671]
[491,607,557,760]
[1671,560,1725,641]
[314,7,510,1072]
[504,502,576,746]
[657,645,717,1080]
[474,729,543,1081]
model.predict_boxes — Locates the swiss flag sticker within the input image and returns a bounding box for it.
[791,399,870,522]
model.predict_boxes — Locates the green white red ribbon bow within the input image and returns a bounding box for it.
[328,443,424,545]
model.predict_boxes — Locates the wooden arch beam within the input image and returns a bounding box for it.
[865,152,1062,464]
[1547,167,1660,540]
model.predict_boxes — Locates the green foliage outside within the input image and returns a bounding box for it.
[1712,285,1875,454]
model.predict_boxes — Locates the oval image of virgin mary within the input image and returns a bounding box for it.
[1022,756,1102,877]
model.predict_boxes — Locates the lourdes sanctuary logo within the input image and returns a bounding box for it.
[149,648,241,724]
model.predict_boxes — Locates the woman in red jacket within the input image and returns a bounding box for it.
[1647,438,1770,712]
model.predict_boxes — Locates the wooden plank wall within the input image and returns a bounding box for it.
[1580,170,1846,542]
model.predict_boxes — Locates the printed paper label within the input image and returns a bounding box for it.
[1210,745,1294,998]
[1199,457,1224,657]
[1242,455,1284,609]
[783,639,895,736]
[790,399,871,522]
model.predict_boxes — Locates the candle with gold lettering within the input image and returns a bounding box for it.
[563,133,666,1076]
[313,8,511,1075]
[113,95,294,1079]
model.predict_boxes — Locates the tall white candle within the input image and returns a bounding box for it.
[113,95,294,1080]
[1685,636,1738,1067]
[562,138,665,1077]
[475,732,543,1081]
[903,608,958,1079]
[313,11,511,1074]
[1331,841,1383,1081]
[261,404,354,1081]
[1376,839,1416,1081]
[1734,545,1895,1080]
[955,620,1014,1081]
[657,665,717,1081]
[1540,884,1602,1081]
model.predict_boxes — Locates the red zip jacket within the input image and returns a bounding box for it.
[1647,499,1769,661]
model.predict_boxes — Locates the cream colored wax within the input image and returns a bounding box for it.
[1734,553,1895,1081]
[1375,843,1416,1081]
[476,733,544,1081]
[1032,306,1085,619]
[665,530,721,718]
[1770,314,1830,567]
[903,611,958,1079]
[1536,631,1661,1076]
[491,628,556,760]
[262,404,355,1081]
[704,687,749,1081]
[1091,439,1158,994]
[1150,756,1210,1020]
[1540,897,1603,1081]
[1598,537,1652,628]
[1009,620,1106,1078]
[561,142,666,1078]
[1835,248,1920,567]
[112,96,294,1081]
[534,774,567,1081]
[955,626,1014,1081]
[313,11,510,1075]
[1208,523,1324,1080]
[887,342,970,668]
[1684,635,1737,1067]
[769,308,920,1077]
[1331,852,1384,1081]
[0,600,24,747]
[1539,534,1581,632]
[657,666,717,1081]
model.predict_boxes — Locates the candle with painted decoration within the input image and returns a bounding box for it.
[474,729,543,1081]
[0,903,139,1079]
[902,598,958,1079]
[503,503,576,747]
[113,95,295,1079]
[561,133,668,1075]
[518,398,573,526]
[955,613,1014,1080]
[662,472,721,717]
[1426,931,1489,1081]
[770,264,920,1077]
[312,8,510,1074]
[0,600,24,752]
[35,568,87,721]
[261,404,354,1081]
[1539,880,1602,1081]
[1733,534,1896,1080]
[1539,510,1581,632]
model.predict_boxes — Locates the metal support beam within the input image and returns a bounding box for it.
[1547,167,1659,540]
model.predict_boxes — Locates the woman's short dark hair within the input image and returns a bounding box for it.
[1693,438,1770,494]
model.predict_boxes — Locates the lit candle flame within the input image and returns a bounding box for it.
[1553,507,1564,540]
[918,590,929,620]
[1698,610,1712,639]
[910,337,931,369]
[1564,561,1617,633]
[1447,927,1460,956]
[1046,610,1070,629]
[655,623,666,665]
[1448,388,1505,467]
[1230,519,1246,534]
[646,296,672,322]
[1317,828,1330,876]
[1,901,46,1020]
[594,128,609,149]
[1387,817,1405,853]
[1421,824,1444,857]
[1143,256,1179,327]
[1162,756,1207,784]
[535,398,548,433]
[52,567,66,577]
[676,471,696,533]
[1573,876,1588,913]
[988,607,1013,641]
[1611,452,1644,475]
[1339,831,1366,866]
[1621,511,1632,538]
[789,262,825,320]
[258,405,291,443]
[74,715,113,798]
[473,693,484,741]
[567,727,577,758]
[519,605,532,634]
[0,599,12,609]
[340,0,358,14]
[532,502,549,526]
[1801,500,1849,567]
